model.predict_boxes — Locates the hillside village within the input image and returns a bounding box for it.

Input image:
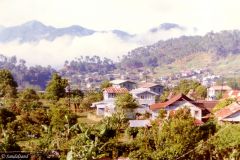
[62,67,221,90]
[2,0,240,159]
[0,69,240,159]
[89,79,240,127]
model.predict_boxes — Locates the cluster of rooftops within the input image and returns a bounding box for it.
[91,80,240,127]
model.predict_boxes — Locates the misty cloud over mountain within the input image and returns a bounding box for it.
[0,20,198,67]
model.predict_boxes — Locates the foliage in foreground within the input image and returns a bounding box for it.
[0,70,239,159]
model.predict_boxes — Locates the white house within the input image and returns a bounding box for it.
[110,79,136,91]
[215,102,240,123]
[138,82,164,95]
[130,88,158,114]
[131,88,158,106]
[150,94,205,121]
[207,85,232,100]
[91,87,128,117]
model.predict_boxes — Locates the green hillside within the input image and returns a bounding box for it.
[119,30,240,76]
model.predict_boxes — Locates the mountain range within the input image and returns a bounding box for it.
[1,20,240,78]
[0,20,197,66]
[0,20,188,43]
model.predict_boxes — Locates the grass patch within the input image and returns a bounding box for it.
[77,110,101,124]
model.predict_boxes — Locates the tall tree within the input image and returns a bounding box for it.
[17,88,42,111]
[100,80,112,90]
[115,93,138,119]
[0,69,18,98]
[174,79,207,99]
[0,108,16,128]
[115,93,138,110]
[45,73,68,100]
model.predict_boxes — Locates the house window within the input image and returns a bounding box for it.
[109,93,116,98]
[140,95,144,99]
[195,111,199,116]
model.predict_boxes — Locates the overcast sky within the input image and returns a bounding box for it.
[1,0,240,34]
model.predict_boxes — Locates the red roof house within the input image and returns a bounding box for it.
[150,94,217,122]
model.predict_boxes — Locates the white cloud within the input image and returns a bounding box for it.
[0,32,140,67]
[0,0,240,67]
[0,26,197,67]
[133,27,198,45]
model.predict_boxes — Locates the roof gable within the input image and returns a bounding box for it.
[150,94,194,110]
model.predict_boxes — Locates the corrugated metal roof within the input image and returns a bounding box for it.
[215,102,240,120]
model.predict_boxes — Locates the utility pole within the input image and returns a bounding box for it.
[221,77,224,96]
[145,75,148,82]
[68,84,71,109]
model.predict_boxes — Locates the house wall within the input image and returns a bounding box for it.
[103,91,116,100]
[208,88,228,100]
[96,102,115,116]
[104,106,116,117]
[135,92,156,106]
[97,108,105,116]
[112,82,136,90]
[151,101,202,120]
[166,101,202,120]
[125,82,136,90]
[151,111,159,119]
[150,85,164,95]
[208,88,218,99]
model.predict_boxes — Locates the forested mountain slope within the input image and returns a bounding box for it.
[120,30,240,69]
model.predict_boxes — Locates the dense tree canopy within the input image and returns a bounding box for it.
[45,73,68,100]
[100,80,112,90]
[0,108,16,128]
[17,88,42,111]
[174,79,207,99]
[128,108,218,160]
[120,30,240,68]
[115,93,138,110]
[0,69,18,98]
[63,56,116,74]
[0,55,55,89]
